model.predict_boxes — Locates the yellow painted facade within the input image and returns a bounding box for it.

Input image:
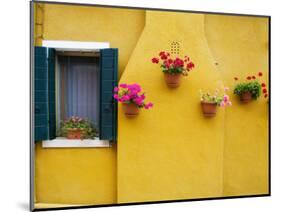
[205,15,269,196]
[34,4,145,205]
[34,3,269,207]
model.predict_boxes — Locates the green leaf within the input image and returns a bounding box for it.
[233,80,261,100]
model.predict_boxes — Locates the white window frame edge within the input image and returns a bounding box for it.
[41,40,111,148]
[42,40,110,51]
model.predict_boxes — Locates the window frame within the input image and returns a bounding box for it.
[38,40,115,148]
[55,51,101,133]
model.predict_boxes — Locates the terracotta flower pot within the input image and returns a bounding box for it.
[201,102,217,117]
[164,73,182,88]
[240,91,252,103]
[122,103,140,118]
[67,129,83,139]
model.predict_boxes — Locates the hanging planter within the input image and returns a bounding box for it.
[113,83,153,118]
[59,116,98,140]
[240,91,252,103]
[164,73,182,88]
[201,102,217,117]
[151,51,195,88]
[233,72,268,103]
[122,102,140,118]
[200,87,232,117]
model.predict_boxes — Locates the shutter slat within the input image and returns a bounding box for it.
[99,49,118,141]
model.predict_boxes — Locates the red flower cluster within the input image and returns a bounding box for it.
[262,82,268,97]
[234,71,268,98]
[187,61,195,70]
[151,57,159,64]
[171,57,184,68]
[242,71,264,81]
[151,51,195,76]
[159,51,169,60]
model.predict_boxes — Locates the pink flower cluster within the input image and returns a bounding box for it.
[151,51,195,75]
[69,116,83,123]
[113,83,153,109]
[220,94,232,107]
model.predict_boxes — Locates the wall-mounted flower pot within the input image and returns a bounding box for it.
[122,103,140,118]
[240,91,252,103]
[201,102,217,117]
[164,73,182,88]
[67,129,83,139]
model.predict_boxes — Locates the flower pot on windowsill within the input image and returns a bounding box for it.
[201,102,217,117]
[240,91,252,103]
[66,128,83,139]
[122,103,140,118]
[164,73,182,88]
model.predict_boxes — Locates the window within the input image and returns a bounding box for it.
[34,47,118,144]
[57,55,100,132]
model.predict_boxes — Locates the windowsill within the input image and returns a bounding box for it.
[42,137,111,148]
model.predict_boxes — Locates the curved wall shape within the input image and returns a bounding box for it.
[117,11,226,203]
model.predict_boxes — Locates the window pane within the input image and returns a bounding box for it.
[58,56,100,130]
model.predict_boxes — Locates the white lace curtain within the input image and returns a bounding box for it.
[57,56,100,129]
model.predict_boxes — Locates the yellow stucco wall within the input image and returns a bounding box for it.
[37,3,145,78]
[35,143,117,205]
[34,3,269,206]
[205,14,269,196]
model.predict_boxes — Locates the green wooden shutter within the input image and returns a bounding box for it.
[48,48,56,140]
[34,47,48,141]
[100,48,118,141]
[34,46,56,141]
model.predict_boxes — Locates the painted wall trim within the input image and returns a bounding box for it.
[42,40,110,51]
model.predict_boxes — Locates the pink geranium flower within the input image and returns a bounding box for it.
[113,83,153,110]
[144,102,153,109]
[120,83,127,88]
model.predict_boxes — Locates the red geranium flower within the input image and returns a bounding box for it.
[159,51,165,56]
[151,57,159,64]
[261,83,266,87]
[184,56,190,61]
[234,77,238,81]
[167,59,173,64]
[264,94,268,98]
[186,62,195,70]
[262,88,267,94]
[252,76,256,79]
[247,76,252,80]
[173,58,184,68]
[258,72,263,77]
[160,54,168,60]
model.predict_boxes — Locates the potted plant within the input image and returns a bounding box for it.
[113,83,153,118]
[151,51,195,88]
[200,87,232,117]
[60,116,98,139]
[233,72,268,103]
